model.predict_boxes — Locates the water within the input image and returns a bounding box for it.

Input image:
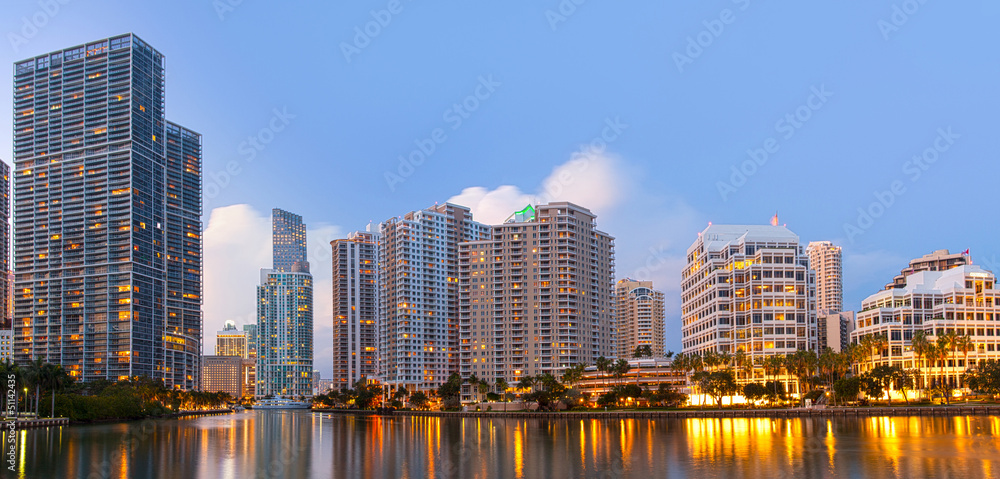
[3,411,1000,478]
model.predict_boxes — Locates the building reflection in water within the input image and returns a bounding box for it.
[2,412,999,478]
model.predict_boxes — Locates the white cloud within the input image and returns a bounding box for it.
[202,204,343,378]
[447,147,630,225]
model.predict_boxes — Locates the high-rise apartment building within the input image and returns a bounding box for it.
[201,355,244,398]
[806,241,843,315]
[614,278,665,359]
[216,320,248,357]
[378,203,488,393]
[257,209,313,398]
[272,208,308,273]
[681,224,817,368]
[331,231,378,389]
[243,323,258,359]
[852,265,1000,390]
[0,162,9,330]
[885,249,970,290]
[457,203,615,398]
[817,311,854,353]
[12,35,202,388]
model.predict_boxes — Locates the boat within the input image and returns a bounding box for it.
[232,404,245,412]
[253,398,312,410]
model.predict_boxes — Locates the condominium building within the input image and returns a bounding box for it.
[257,209,313,398]
[201,355,244,398]
[331,231,378,389]
[216,320,248,357]
[817,311,854,352]
[457,203,615,399]
[681,224,817,364]
[0,330,12,363]
[806,241,843,314]
[886,249,970,290]
[0,163,9,330]
[614,279,665,359]
[851,265,1000,390]
[243,323,258,359]
[12,35,202,388]
[378,203,488,393]
[273,208,308,273]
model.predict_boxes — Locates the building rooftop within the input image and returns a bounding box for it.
[864,265,994,303]
[690,224,800,254]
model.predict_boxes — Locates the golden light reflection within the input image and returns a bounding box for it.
[514,421,524,479]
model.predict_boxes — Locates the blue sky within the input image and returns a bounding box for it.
[3,1,999,378]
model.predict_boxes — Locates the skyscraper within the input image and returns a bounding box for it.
[457,203,616,397]
[681,224,817,371]
[0,162,9,331]
[257,209,312,397]
[614,278,665,359]
[806,241,843,315]
[272,208,308,273]
[331,231,378,389]
[216,320,248,357]
[12,35,202,388]
[378,203,488,393]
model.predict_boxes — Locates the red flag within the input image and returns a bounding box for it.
[962,249,970,256]
[770,212,779,226]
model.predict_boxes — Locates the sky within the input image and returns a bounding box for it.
[3,1,999,380]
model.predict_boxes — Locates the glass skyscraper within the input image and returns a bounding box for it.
[256,209,313,397]
[12,34,202,389]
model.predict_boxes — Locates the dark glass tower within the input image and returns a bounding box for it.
[12,34,202,389]
[272,208,307,273]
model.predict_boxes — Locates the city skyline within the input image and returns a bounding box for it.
[3,4,1000,383]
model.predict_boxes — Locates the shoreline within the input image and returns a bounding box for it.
[10,408,234,429]
[313,405,1000,419]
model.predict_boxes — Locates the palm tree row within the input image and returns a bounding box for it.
[0,358,72,418]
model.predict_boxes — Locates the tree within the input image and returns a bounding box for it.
[742,382,768,408]
[936,333,956,404]
[596,356,612,389]
[648,383,687,408]
[955,334,975,393]
[865,364,897,406]
[560,364,586,388]
[763,354,785,402]
[893,368,916,405]
[438,373,463,409]
[612,359,630,389]
[494,378,509,401]
[963,359,1000,398]
[911,330,932,391]
[833,376,861,404]
[734,349,750,382]
[409,391,430,410]
[467,373,481,403]
[25,358,46,417]
[634,345,653,359]
[697,370,739,409]
[44,364,71,418]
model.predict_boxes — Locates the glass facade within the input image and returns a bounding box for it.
[12,34,202,389]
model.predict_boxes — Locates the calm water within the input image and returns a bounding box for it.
[3,411,999,478]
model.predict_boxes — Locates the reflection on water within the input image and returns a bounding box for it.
[4,412,999,478]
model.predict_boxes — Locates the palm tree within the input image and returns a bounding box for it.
[937,332,957,400]
[494,377,509,401]
[955,334,975,392]
[734,349,749,382]
[718,351,733,371]
[911,330,931,392]
[612,359,630,389]
[43,363,70,418]
[467,373,481,403]
[596,356,611,390]
[764,354,785,403]
[24,358,47,418]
